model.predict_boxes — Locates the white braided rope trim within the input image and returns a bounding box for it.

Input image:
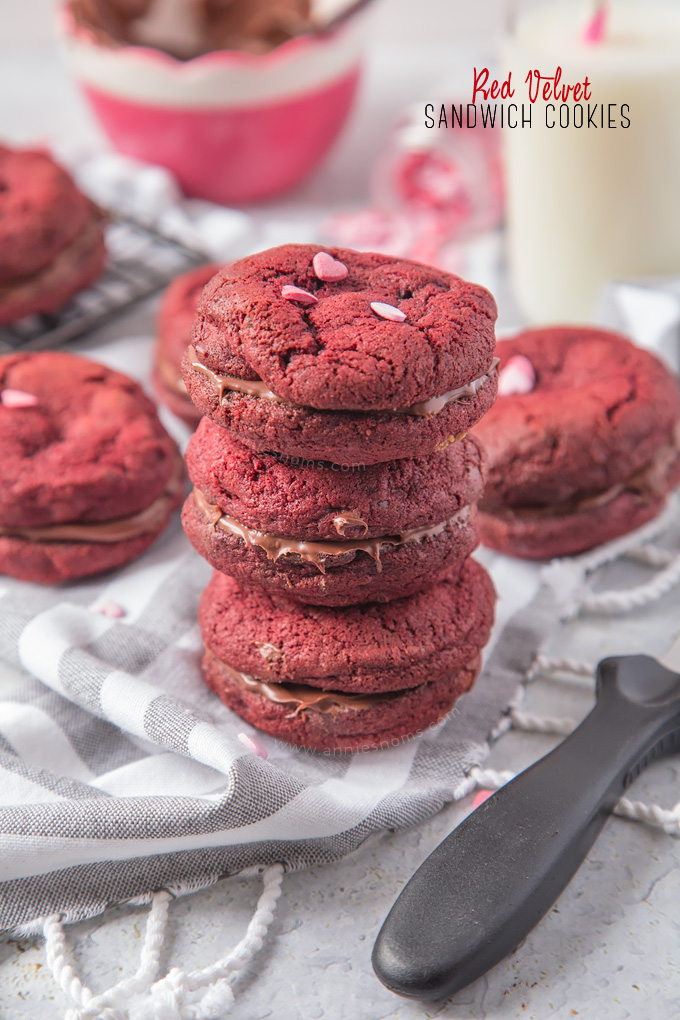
[563,548,680,619]
[509,708,576,736]
[624,543,676,568]
[544,496,680,620]
[567,495,680,577]
[527,654,596,683]
[43,864,284,1020]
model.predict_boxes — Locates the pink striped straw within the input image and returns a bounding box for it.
[582,3,607,44]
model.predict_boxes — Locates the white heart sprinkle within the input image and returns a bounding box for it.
[237,732,268,759]
[370,301,407,322]
[281,285,318,305]
[1,389,39,408]
[91,599,126,619]
[312,251,348,282]
[498,355,536,396]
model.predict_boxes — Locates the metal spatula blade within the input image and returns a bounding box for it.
[372,635,680,1001]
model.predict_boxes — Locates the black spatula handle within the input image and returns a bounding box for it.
[372,655,680,1001]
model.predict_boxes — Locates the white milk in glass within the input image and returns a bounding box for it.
[502,1,680,323]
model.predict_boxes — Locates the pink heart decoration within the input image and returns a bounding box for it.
[498,355,536,396]
[313,251,349,282]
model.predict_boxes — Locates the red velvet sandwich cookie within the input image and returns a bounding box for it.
[182,244,498,465]
[199,558,495,752]
[0,351,184,583]
[153,262,220,427]
[0,145,106,324]
[475,327,680,559]
[182,417,483,605]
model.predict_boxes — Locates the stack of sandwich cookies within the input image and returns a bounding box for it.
[0,145,106,324]
[475,327,680,559]
[153,263,220,427]
[180,244,499,751]
[0,351,183,583]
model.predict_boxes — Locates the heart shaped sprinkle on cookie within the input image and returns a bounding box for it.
[1,388,39,408]
[281,285,318,305]
[370,301,407,322]
[91,599,126,619]
[312,251,348,282]
[498,355,536,396]
[237,732,268,759]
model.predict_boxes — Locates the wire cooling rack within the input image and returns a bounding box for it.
[0,215,208,354]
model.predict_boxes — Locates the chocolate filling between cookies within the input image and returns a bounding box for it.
[209,651,480,717]
[208,651,398,715]
[187,346,499,419]
[479,428,680,522]
[0,454,184,544]
[192,486,470,573]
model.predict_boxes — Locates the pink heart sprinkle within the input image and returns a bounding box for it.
[472,789,493,810]
[1,389,39,408]
[582,3,607,44]
[237,732,268,759]
[498,354,536,396]
[281,285,318,306]
[370,301,407,323]
[91,599,126,619]
[312,251,348,282]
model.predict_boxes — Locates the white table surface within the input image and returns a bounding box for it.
[1,6,680,1018]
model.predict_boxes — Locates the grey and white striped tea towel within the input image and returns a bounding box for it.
[0,514,546,935]
[3,493,680,1020]
[0,329,545,939]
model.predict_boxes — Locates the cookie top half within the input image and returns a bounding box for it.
[0,146,94,284]
[186,417,484,542]
[199,558,495,694]
[0,351,179,529]
[188,244,497,412]
[475,327,680,507]
[157,262,221,372]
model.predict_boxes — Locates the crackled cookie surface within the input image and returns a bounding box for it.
[182,420,483,604]
[182,244,498,464]
[475,328,680,558]
[198,559,495,751]
[0,351,183,583]
[0,145,106,324]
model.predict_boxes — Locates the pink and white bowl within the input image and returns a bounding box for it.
[58,2,373,205]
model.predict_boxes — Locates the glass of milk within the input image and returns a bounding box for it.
[502,0,680,323]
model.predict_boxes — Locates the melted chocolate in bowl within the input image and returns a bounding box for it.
[68,0,357,58]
